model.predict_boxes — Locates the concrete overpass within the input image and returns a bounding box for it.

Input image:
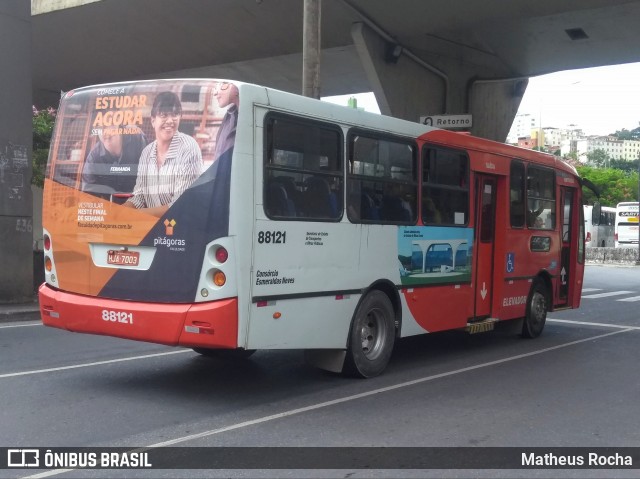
[2,0,640,301]
[32,0,640,141]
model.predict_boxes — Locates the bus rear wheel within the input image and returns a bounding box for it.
[344,290,395,378]
[192,348,256,360]
[522,279,548,338]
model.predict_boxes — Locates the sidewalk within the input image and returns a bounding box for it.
[0,298,40,323]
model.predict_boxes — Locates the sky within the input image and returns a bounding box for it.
[323,62,640,136]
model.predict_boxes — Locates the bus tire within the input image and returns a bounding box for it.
[522,279,548,338]
[192,348,256,360]
[344,290,395,378]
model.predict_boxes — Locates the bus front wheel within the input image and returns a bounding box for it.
[522,279,548,338]
[344,290,395,378]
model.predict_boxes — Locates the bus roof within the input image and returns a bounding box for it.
[63,77,578,180]
[418,129,579,177]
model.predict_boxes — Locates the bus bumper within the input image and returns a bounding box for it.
[38,284,238,349]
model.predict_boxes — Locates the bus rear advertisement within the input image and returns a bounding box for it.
[39,79,586,377]
[615,202,640,247]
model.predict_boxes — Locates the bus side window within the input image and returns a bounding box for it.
[510,160,526,228]
[303,176,337,218]
[266,181,296,217]
[264,115,343,221]
[526,166,555,230]
[422,145,469,226]
[347,132,417,225]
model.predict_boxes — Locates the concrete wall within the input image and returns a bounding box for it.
[586,247,639,265]
[0,1,33,302]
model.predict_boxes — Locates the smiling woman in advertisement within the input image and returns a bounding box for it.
[123,91,203,217]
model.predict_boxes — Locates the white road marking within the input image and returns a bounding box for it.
[580,288,602,293]
[548,318,640,330]
[581,290,633,299]
[0,321,41,329]
[617,295,640,302]
[0,350,191,379]
[23,327,633,479]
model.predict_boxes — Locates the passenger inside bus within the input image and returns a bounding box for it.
[423,197,442,224]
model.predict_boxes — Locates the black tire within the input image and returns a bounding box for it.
[522,279,548,338]
[192,348,256,360]
[344,290,395,378]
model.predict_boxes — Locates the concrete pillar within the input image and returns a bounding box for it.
[469,78,528,142]
[0,0,34,303]
[351,22,446,121]
[352,22,527,142]
[302,0,322,99]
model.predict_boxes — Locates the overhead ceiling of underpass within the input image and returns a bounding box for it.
[32,0,640,107]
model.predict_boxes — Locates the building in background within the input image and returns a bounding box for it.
[508,113,640,163]
[506,113,539,144]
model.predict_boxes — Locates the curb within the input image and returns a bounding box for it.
[0,303,41,323]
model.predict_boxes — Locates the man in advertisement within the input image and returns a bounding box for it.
[81,127,147,202]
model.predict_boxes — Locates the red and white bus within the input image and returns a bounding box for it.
[39,79,586,377]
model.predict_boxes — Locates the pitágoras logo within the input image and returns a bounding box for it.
[164,219,176,236]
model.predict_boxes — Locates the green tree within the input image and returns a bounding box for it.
[613,126,640,140]
[609,158,640,174]
[586,149,610,168]
[577,165,639,205]
[32,106,56,188]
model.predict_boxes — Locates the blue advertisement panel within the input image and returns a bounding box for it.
[398,226,474,286]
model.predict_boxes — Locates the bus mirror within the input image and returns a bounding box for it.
[592,202,601,224]
[580,177,600,198]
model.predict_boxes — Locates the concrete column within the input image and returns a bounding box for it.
[351,22,446,121]
[352,22,526,142]
[469,78,528,142]
[302,0,321,99]
[0,1,34,302]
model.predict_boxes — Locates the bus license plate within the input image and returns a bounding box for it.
[107,250,139,266]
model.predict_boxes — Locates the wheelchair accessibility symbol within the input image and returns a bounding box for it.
[506,253,515,273]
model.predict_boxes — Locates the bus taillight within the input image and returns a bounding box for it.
[44,234,51,251]
[45,256,53,272]
[213,270,226,287]
[215,246,228,263]
[585,232,591,243]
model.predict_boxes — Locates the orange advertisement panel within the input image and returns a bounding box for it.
[43,80,240,302]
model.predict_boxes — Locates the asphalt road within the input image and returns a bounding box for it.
[1,264,640,478]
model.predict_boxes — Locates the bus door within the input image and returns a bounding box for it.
[558,188,574,304]
[474,175,497,318]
